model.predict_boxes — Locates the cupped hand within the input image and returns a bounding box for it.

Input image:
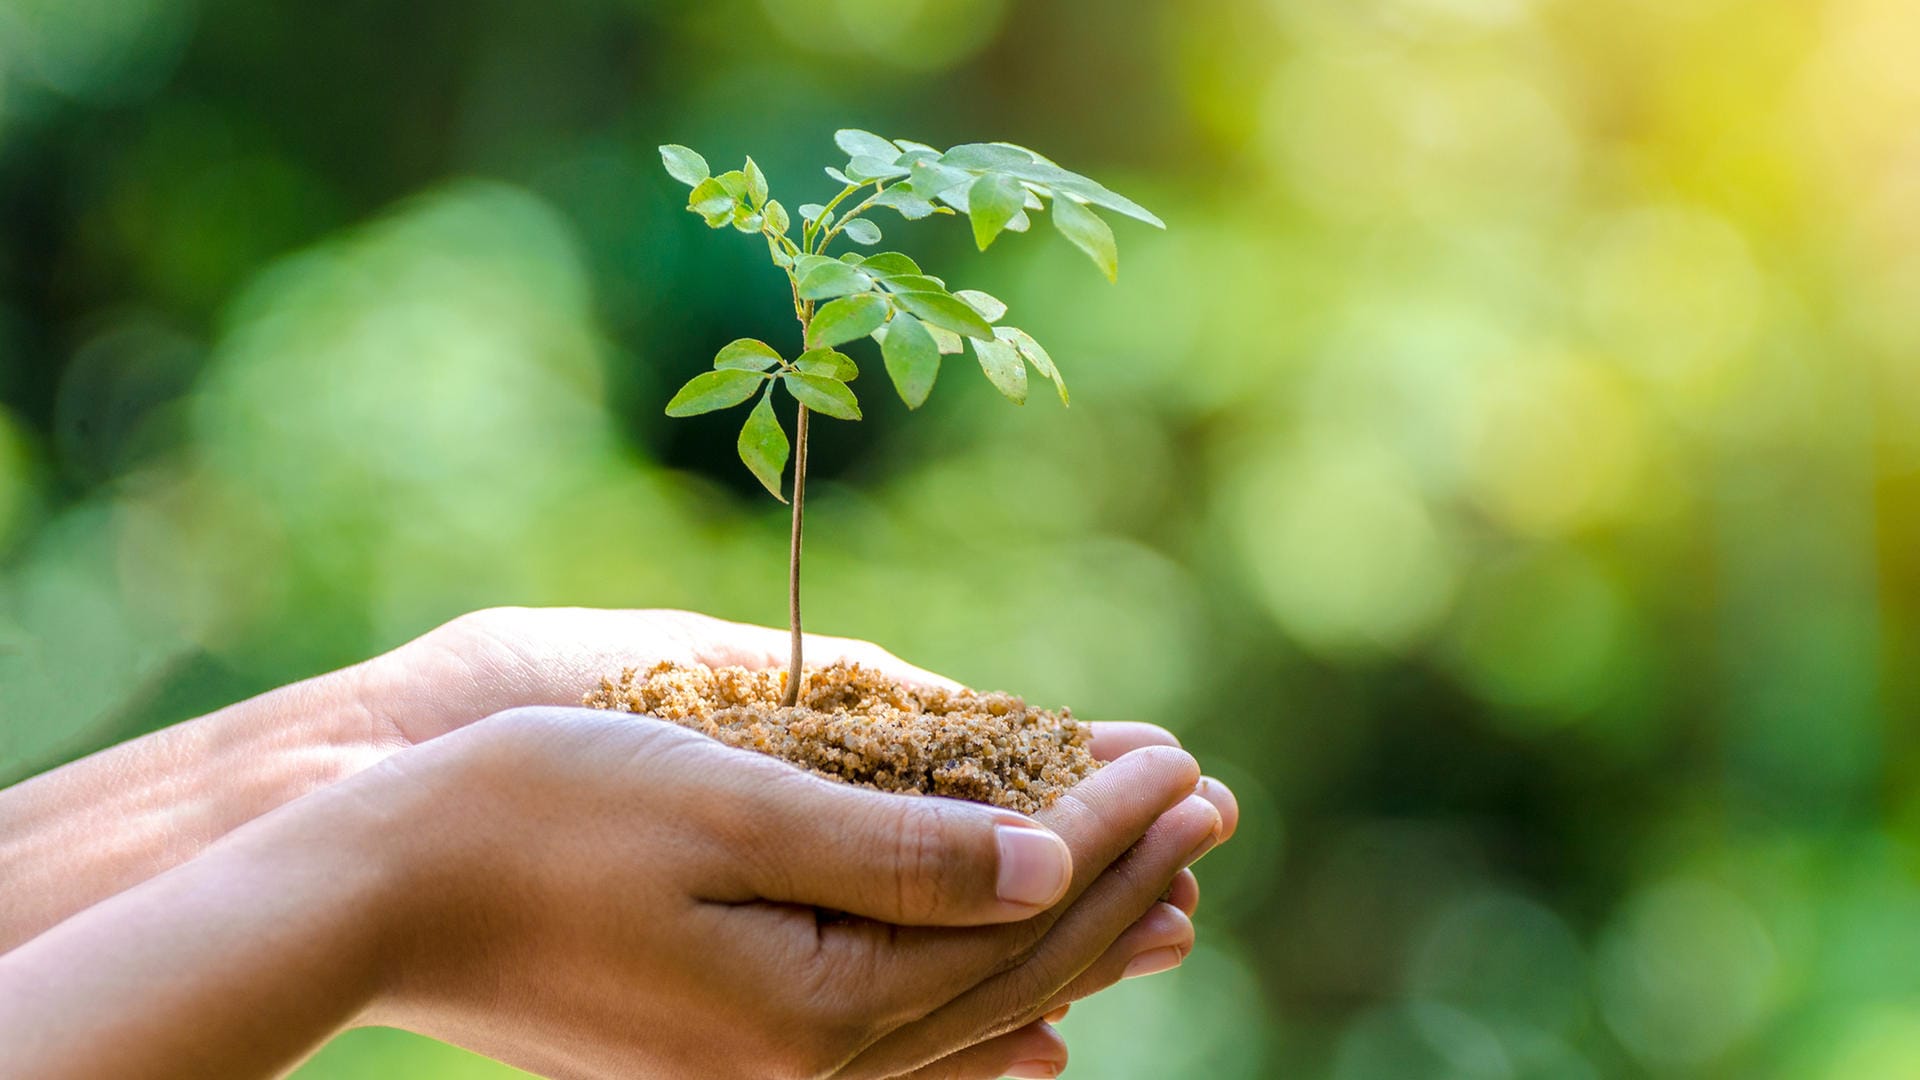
[335,703,1230,1079]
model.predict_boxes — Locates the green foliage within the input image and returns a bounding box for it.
[655,131,1157,491]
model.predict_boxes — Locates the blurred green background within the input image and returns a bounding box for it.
[3,0,1918,1075]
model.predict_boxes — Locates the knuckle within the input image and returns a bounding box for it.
[891,803,959,923]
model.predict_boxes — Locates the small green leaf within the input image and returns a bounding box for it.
[715,170,749,200]
[808,293,890,348]
[744,157,768,208]
[940,143,1164,228]
[825,166,854,185]
[791,254,837,278]
[954,289,1007,323]
[858,252,922,279]
[836,129,902,162]
[881,312,940,408]
[927,322,965,355]
[876,273,949,294]
[846,156,912,182]
[967,173,1027,250]
[764,199,790,234]
[666,369,764,416]
[799,203,829,224]
[737,391,789,501]
[795,347,859,381]
[1052,196,1118,282]
[688,178,734,225]
[715,339,782,372]
[783,372,862,419]
[873,187,937,220]
[999,326,1067,405]
[798,261,874,301]
[973,335,1027,404]
[660,144,710,187]
[893,291,995,341]
[841,218,883,245]
[731,206,763,233]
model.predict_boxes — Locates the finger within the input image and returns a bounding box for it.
[889,1021,1067,1080]
[1195,775,1239,845]
[716,770,1073,926]
[1087,721,1180,761]
[1163,869,1199,917]
[1042,1004,1069,1024]
[845,795,1222,1077]
[1034,903,1193,1016]
[831,746,1200,1000]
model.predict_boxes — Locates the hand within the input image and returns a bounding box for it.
[0,702,1236,1080]
[0,606,1217,952]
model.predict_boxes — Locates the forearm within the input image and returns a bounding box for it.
[0,664,399,951]
[0,786,403,1080]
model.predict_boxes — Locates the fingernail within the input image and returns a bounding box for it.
[1044,1004,1070,1023]
[1006,1061,1063,1079]
[996,825,1071,908]
[1123,946,1185,979]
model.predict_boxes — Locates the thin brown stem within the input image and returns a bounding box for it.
[782,404,810,707]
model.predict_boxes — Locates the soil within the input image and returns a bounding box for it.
[582,661,1097,814]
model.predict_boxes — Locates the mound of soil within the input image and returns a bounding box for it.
[582,661,1097,814]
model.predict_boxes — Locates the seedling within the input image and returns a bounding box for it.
[658,130,1161,706]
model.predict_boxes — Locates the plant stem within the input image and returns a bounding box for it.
[783,403,810,707]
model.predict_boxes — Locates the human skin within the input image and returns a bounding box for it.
[0,608,1239,1078]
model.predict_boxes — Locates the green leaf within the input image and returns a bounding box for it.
[881,312,940,408]
[666,369,764,416]
[798,261,874,301]
[873,187,938,220]
[737,391,789,501]
[908,159,972,199]
[954,289,1007,323]
[763,199,790,235]
[841,218,882,245]
[744,157,768,208]
[973,335,1027,404]
[967,173,1026,250]
[688,178,734,225]
[808,293,890,348]
[799,203,829,224]
[876,273,949,294]
[941,143,1164,228]
[1052,196,1118,282]
[715,338,782,372]
[836,129,902,162]
[660,144,710,187]
[858,252,922,278]
[846,156,911,182]
[999,326,1067,405]
[715,170,750,200]
[795,347,858,381]
[783,372,862,419]
[731,206,762,233]
[927,322,965,355]
[825,166,854,185]
[892,291,995,341]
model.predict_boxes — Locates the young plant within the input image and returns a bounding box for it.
[659,130,1161,706]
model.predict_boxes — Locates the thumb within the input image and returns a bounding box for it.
[730,779,1074,926]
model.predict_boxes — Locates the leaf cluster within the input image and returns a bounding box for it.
[656,131,1159,499]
